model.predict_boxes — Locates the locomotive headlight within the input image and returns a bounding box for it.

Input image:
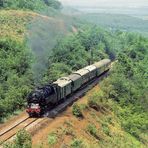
[30,103,40,109]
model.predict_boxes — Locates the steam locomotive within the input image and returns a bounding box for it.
[26,59,111,117]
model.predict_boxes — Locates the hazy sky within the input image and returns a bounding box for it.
[59,0,148,7]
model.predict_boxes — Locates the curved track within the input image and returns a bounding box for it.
[0,117,38,144]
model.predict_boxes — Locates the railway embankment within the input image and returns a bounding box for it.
[31,84,143,148]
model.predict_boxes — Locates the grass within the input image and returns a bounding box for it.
[99,132,143,148]
[87,124,97,137]
[88,92,109,112]
[102,123,110,136]
[86,124,101,141]
[0,10,34,42]
[86,92,146,147]
[64,120,73,127]
[36,95,146,148]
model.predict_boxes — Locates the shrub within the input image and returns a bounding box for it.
[79,104,88,110]
[72,103,83,118]
[102,123,110,136]
[105,116,113,125]
[88,91,108,111]
[87,124,97,137]
[87,123,102,140]
[48,133,57,145]
[14,129,32,148]
[3,142,13,148]
[70,139,84,148]
[3,129,31,148]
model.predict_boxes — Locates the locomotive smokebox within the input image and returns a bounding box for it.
[27,85,55,104]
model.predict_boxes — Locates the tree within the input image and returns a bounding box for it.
[0,0,4,7]
[43,0,61,9]
[0,0,62,10]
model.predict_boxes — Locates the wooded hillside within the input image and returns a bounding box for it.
[0,1,148,147]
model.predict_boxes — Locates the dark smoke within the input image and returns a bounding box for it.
[27,15,67,85]
[27,6,81,86]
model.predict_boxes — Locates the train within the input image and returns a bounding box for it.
[26,59,111,117]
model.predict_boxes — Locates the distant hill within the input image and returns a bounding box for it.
[77,13,148,36]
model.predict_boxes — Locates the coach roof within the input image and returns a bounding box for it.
[68,73,81,81]
[84,65,96,71]
[53,77,72,87]
[73,68,89,76]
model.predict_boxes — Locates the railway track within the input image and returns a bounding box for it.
[0,117,29,137]
[0,70,109,146]
[0,117,38,144]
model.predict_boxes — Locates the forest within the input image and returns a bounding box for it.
[78,13,148,36]
[0,0,61,10]
[0,0,148,147]
[94,33,148,143]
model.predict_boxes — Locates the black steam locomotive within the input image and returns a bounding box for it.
[26,59,111,116]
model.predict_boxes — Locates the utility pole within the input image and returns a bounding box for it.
[89,47,93,65]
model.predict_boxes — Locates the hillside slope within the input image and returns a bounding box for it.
[0,10,33,41]
[78,13,148,36]
[0,10,68,41]
[0,8,147,148]
[31,85,144,148]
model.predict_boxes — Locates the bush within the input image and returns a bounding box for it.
[48,133,57,145]
[3,130,31,148]
[102,123,110,136]
[88,91,109,111]
[87,124,102,140]
[70,139,84,148]
[15,129,32,148]
[87,124,97,137]
[87,123,102,140]
[72,103,83,118]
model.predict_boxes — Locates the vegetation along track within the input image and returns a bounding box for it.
[0,70,109,145]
